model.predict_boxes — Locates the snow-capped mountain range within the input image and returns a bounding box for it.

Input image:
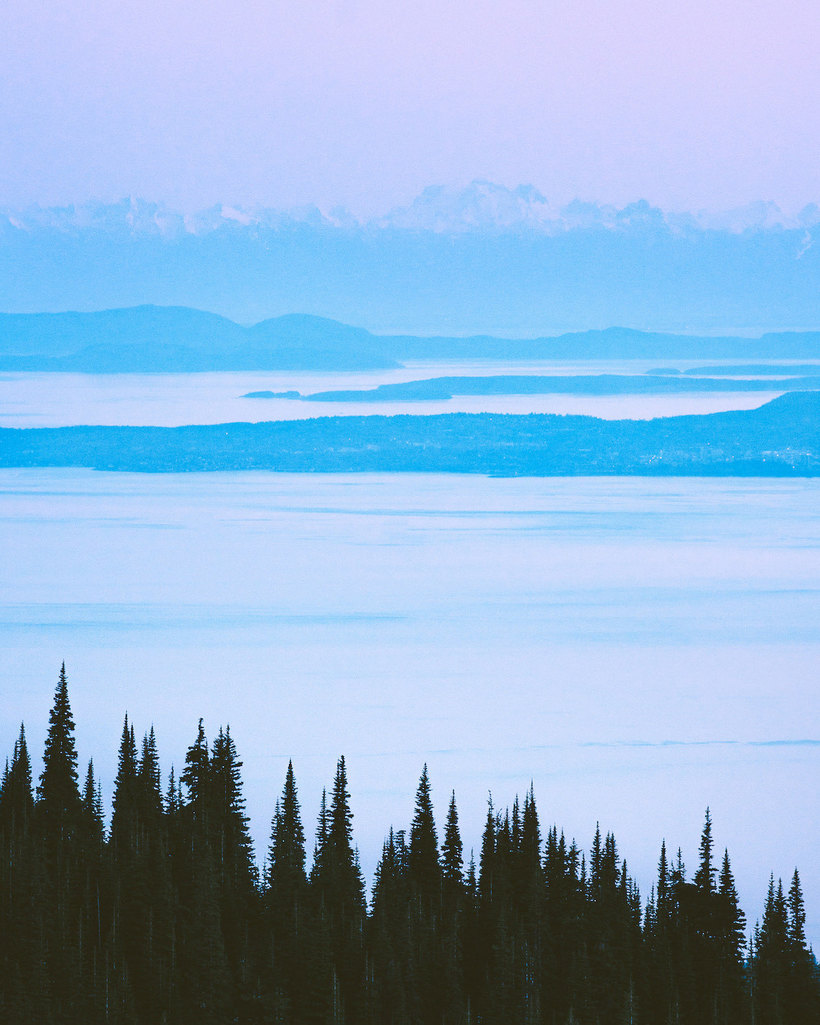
[2,181,818,335]
[3,181,819,240]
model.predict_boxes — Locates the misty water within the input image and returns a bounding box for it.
[0,362,791,427]
[2,468,818,945]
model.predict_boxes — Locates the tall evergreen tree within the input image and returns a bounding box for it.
[81,759,104,841]
[38,663,82,835]
[173,720,230,1024]
[441,790,464,889]
[2,724,34,835]
[312,757,366,1024]
[36,665,86,1019]
[657,839,672,925]
[406,765,443,1023]
[784,869,818,1023]
[694,806,716,895]
[787,869,807,953]
[713,849,746,1024]
[408,764,441,899]
[519,784,541,888]
[311,787,330,884]
[478,795,496,906]
[0,722,50,1025]
[755,875,791,1025]
[181,717,210,814]
[210,725,256,890]
[265,760,309,1019]
[717,849,746,960]
[268,760,307,893]
[138,726,163,820]
[110,714,139,856]
[209,726,258,1015]
[438,791,467,1024]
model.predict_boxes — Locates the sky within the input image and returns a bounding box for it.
[1,0,819,217]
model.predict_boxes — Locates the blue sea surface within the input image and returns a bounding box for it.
[0,364,787,425]
[1,468,819,945]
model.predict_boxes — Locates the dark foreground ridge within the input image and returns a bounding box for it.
[1,393,819,475]
[2,666,818,1024]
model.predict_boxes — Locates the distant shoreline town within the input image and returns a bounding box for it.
[2,394,819,476]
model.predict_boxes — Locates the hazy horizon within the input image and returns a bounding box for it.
[4,0,819,216]
[3,182,819,230]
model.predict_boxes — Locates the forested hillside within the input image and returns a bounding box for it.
[2,394,819,476]
[1,668,818,1024]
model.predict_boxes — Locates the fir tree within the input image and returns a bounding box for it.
[268,760,307,893]
[717,849,746,960]
[694,806,716,895]
[36,664,86,1018]
[3,724,34,835]
[755,874,790,1024]
[714,849,746,1024]
[441,790,464,888]
[311,787,330,884]
[265,761,309,1018]
[37,663,81,835]
[209,726,258,1009]
[784,869,817,1023]
[787,869,807,953]
[181,717,210,813]
[313,757,366,1023]
[81,759,104,844]
[174,720,231,1023]
[0,723,50,1025]
[408,763,441,899]
[656,839,672,925]
[138,726,163,820]
[110,714,139,856]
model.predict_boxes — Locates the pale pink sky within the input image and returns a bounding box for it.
[2,0,818,215]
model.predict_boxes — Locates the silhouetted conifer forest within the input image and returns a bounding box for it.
[2,667,818,1024]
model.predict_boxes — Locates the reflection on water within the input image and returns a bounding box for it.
[1,469,818,942]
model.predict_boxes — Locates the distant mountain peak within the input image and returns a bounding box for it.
[376,179,560,233]
[2,184,819,241]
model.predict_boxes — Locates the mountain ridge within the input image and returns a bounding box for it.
[4,184,820,239]
[2,189,818,334]
[2,306,820,372]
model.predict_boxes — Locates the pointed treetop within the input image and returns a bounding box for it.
[408,763,440,893]
[37,663,81,825]
[268,760,307,891]
[2,723,34,827]
[521,783,541,867]
[181,717,210,806]
[694,806,716,894]
[787,869,807,951]
[441,789,464,886]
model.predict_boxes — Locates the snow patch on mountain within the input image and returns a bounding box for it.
[1,183,818,240]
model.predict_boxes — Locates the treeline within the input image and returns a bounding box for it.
[1,668,818,1024]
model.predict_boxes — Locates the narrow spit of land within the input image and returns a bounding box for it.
[0,392,818,475]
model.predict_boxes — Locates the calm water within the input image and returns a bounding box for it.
[0,363,787,426]
[1,468,818,944]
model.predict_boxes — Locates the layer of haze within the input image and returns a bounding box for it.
[2,0,819,215]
